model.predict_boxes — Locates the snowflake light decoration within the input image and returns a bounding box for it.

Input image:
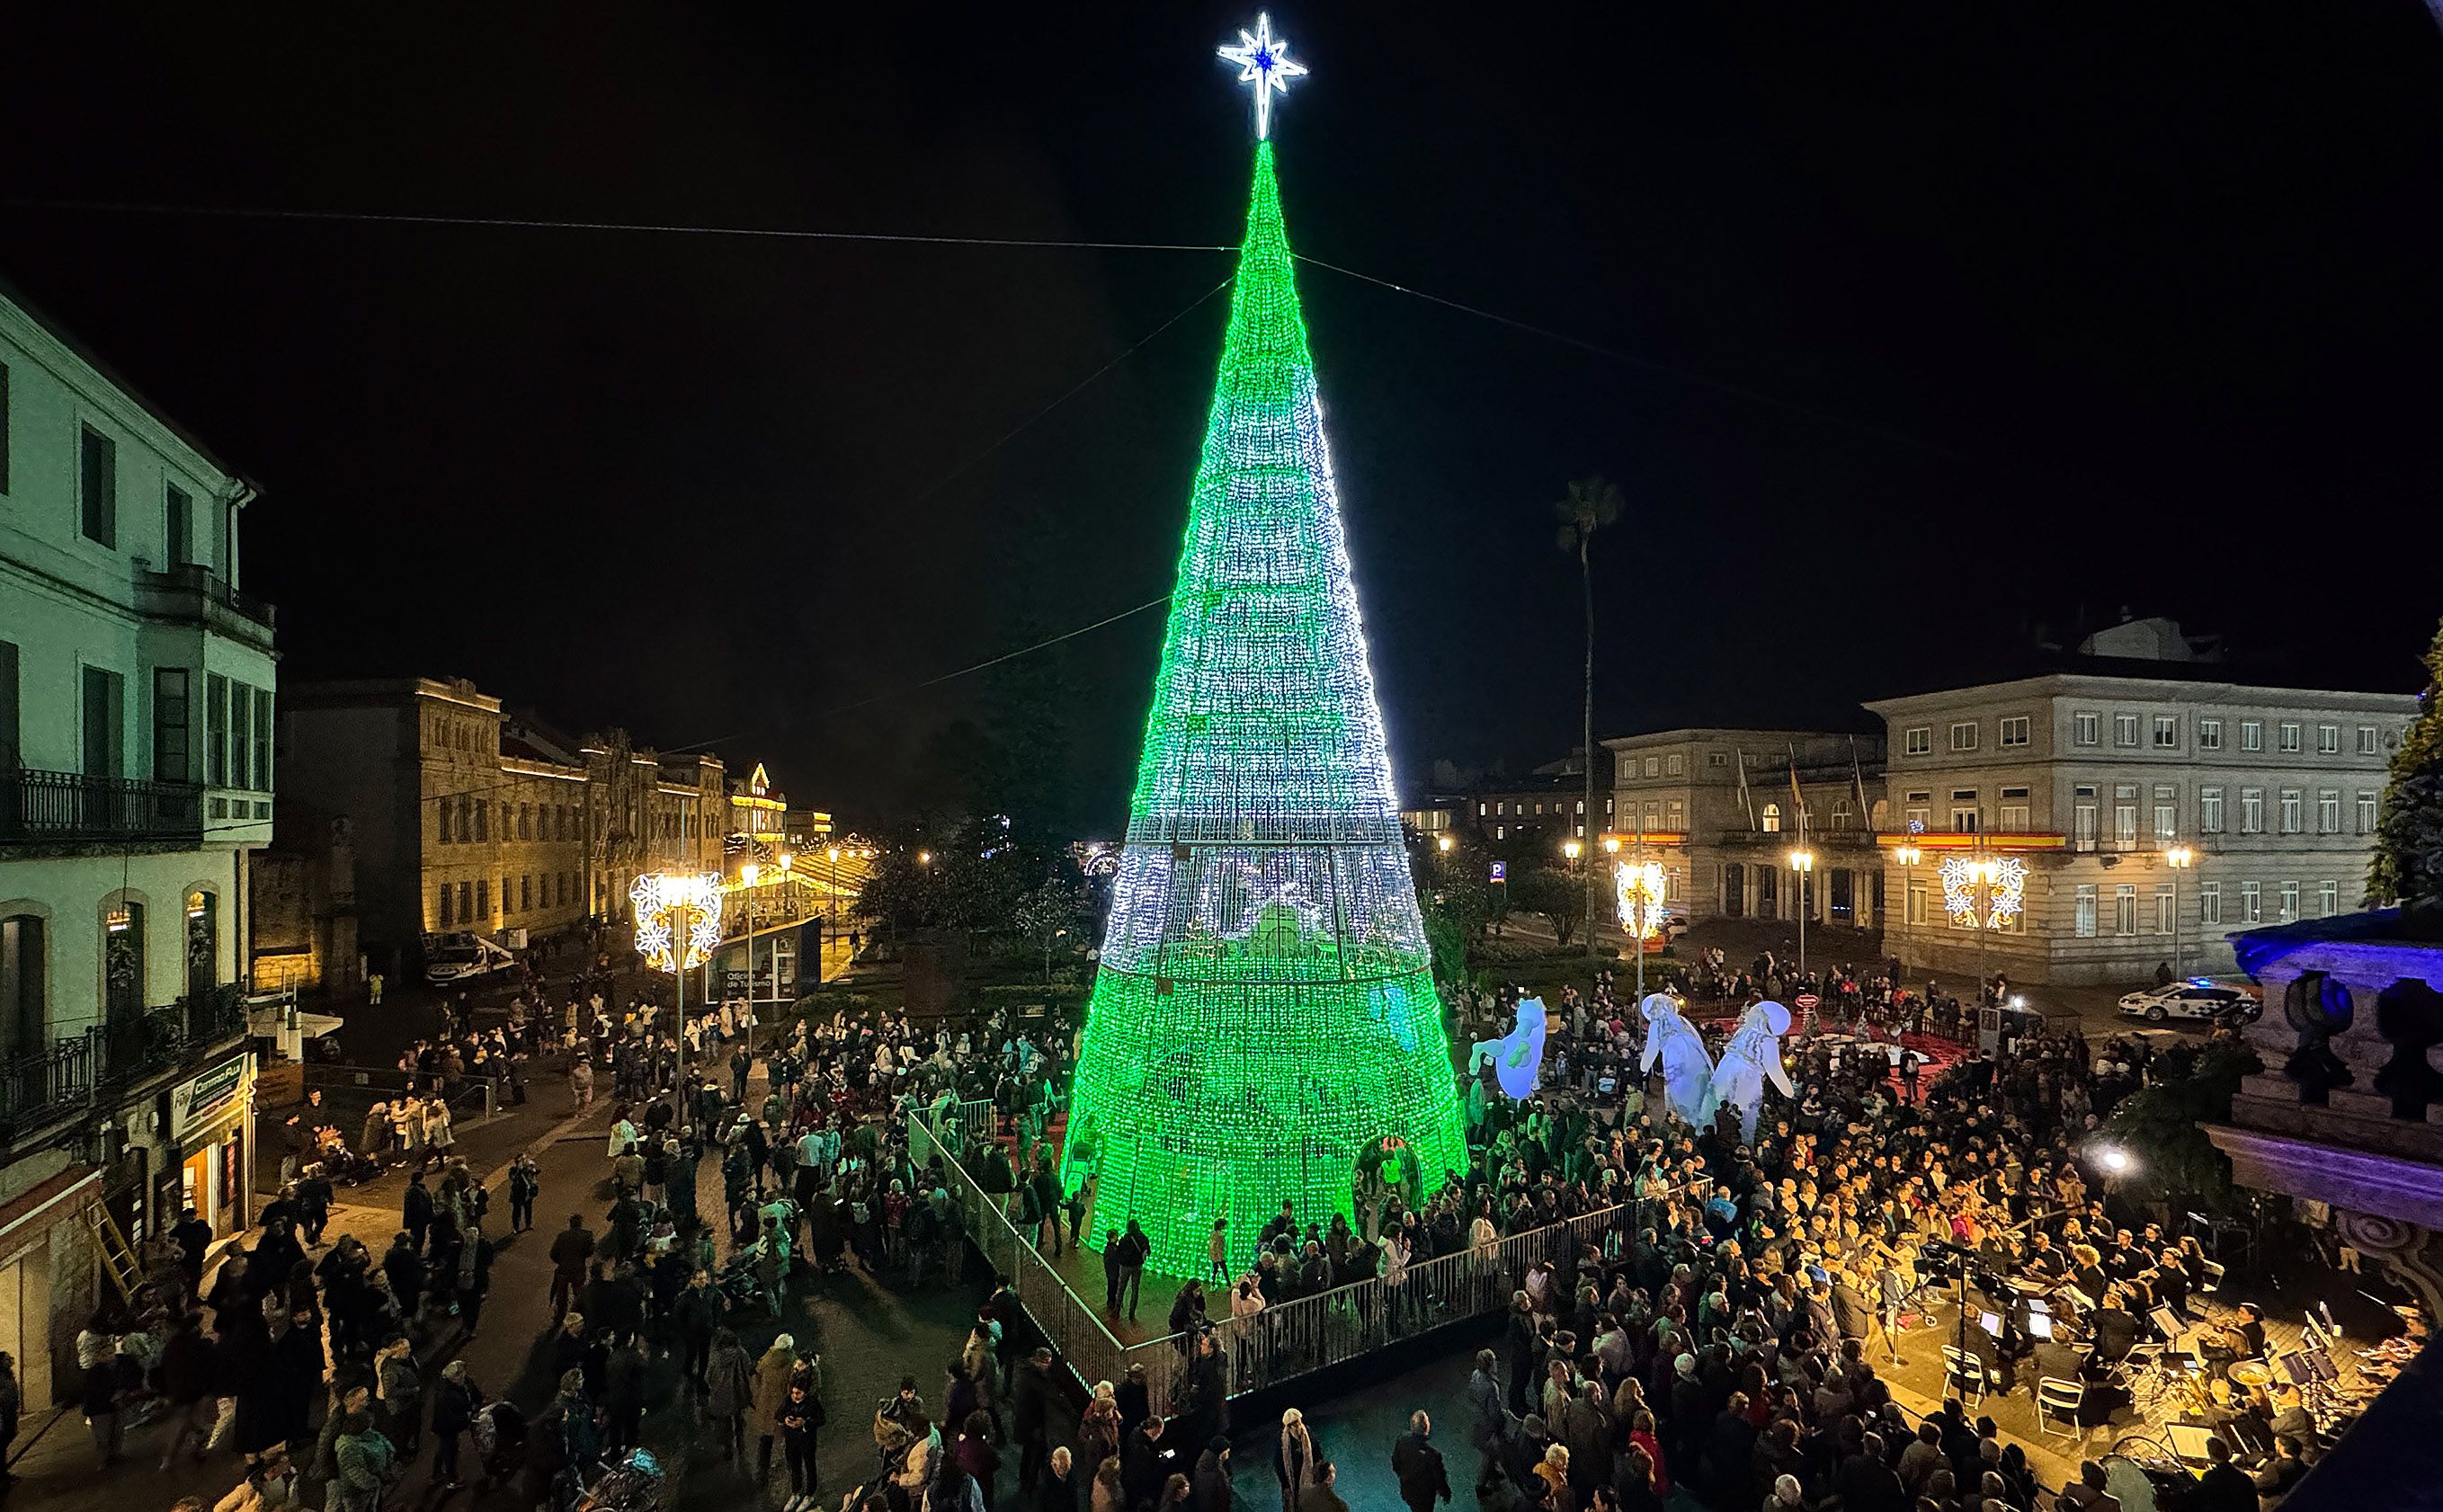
[629,871,723,974]
[1939,855,2028,929]
[1615,859,1668,939]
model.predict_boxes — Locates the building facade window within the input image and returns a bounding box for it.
[2113,713,2139,748]
[81,666,123,778]
[2200,787,2224,832]
[152,668,191,784]
[2357,725,2378,756]
[2279,721,2302,752]
[79,426,117,547]
[2152,715,2179,749]
[1,914,45,1057]
[2278,881,2298,923]
[2114,885,2136,935]
[1761,803,1780,833]
[1643,757,1660,778]
[2073,712,2100,746]
[2241,788,2263,833]
[2198,718,2222,752]
[2241,720,2263,752]
[2114,785,2137,850]
[2155,883,2175,934]
[1664,754,1683,776]
[2358,790,2378,834]
[2073,786,2099,852]
[2317,789,2340,833]
[2279,788,2302,833]
[103,901,144,1018]
[165,484,192,565]
[2074,884,2098,938]
[2198,881,2221,925]
[439,885,454,927]
[2317,880,2339,917]
[1999,716,2029,747]
[2153,785,2178,841]
[2317,724,2339,755]
[2240,881,2261,923]
[1904,726,1931,756]
[252,688,272,792]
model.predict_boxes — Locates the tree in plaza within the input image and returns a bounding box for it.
[934,818,1027,946]
[2368,616,2443,907]
[1511,867,1589,950]
[1553,475,1622,956]
[2100,1039,2261,1215]
[856,848,941,938]
[1012,878,1086,983]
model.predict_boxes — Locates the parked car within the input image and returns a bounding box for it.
[2116,979,2261,1025]
[424,931,518,986]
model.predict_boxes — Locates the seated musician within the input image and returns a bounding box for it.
[2085,1285,2144,1365]
[2149,1255,2190,1319]
[2199,1302,2268,1374]
[2064,1243,2109,1307]
[2021,1232,2069,1285]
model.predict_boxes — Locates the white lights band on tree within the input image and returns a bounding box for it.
[1938,855,2028,929]
[630,872,724,974]
[1615,858,1667,938]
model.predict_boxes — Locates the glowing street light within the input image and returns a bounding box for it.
[1562,838,1583,865]
[917,850,933,867]
[1600,834,1622,856]
[1436,834,1454,853]
[2097,1146,2133,1175]
[630,871,722,1090]
[1788,848,1815,979]
[1894,843,1921,942]
[2166,842,2195,979]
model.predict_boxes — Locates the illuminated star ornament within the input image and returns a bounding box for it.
[1217,13,1308,140]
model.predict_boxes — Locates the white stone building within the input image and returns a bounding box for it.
[0,280,267,1404]
[1868,644,2415,985]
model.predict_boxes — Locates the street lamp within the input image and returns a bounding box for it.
[1616,858,1666,1001]
[1893,843,1921,943]
[1600,835,1622,857]
[1788,848,1815,980]
[629,871,722,1108]
[1562,839,1583,865]
[2165,843,2195,979]
[1436,834,1454,853]
[918,850,932,867]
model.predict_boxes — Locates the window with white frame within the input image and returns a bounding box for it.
[2114,713,2139,748]
[2318,789,2340,833]
[2074,884,2098,938]
[1707,752,1728,768]
[2154,884,2175,934]
[1665,753,1683,776]
[2241,787,2263,833]
[2000,716,2030,748]
[1950,721,1979,752]
[2198,718,2222,752]
[2073,786,2098,852]
[2279,788,2301,833]
[2154,784,2179,841]
[1904,726,1931,756]
[2114,785,2137,849]
[1644,756,1660,778]
[2241,720,2263,752]
[2114,885,2137,935]
[2317,880,2338,917]
[2074,712,2100,746]
[2278,881,2299,923]
[2317,724,2339,754]
[2240,881,2261,923]
[2358,791,2377,834]
[1664,799,1684,828]
[2200,787,2224,832]
[2153,715,2179,749]
[2357,725,2378,756]
[1761,803,1780,833]
[1998,785,2030,831]
[1905,805,1930,832]
[2198,881,2221,925]
[2279,721,2302,752]
[1909,885,1930,926]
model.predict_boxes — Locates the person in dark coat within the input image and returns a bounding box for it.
[403,1171,434,1252]
[1829,1434,1905,1512]
[431,1360,482,1486]
[382,1231,425,1320]
[1391,1413,1453,1512]
[156,1312,218,1466]
[1122,1416,1169,1512]
[1701,1398,1755,1509]
[1012,1347,1055,1490]
[1194,1438,1235,1512]
[1037,1445,1082,1512]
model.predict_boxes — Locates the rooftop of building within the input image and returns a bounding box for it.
[1867,616,2420,708]
[1602,726,1885,750]
[283,676,502,713]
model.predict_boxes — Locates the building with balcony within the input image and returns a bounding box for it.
[1602,729,1887,929]
[1868,639,2415,984]
[265,678,727,982]
[0,279,263,1406]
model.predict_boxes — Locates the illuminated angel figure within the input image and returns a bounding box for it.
[1468,994,1547,1102]
[1638,992,1715,1127]
[1702,1001,1795,1143]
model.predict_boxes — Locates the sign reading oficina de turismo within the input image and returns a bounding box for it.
[171,1054,251,1141]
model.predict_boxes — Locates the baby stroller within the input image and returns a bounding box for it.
[715,1251,766,1319]
[472,1400,528,1488]
[578,1447,666,1512]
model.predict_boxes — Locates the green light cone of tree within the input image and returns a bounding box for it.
[1062,143,1466,1275]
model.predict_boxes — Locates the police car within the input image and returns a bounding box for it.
[2115,978,2260,1025]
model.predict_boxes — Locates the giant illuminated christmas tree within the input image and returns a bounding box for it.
[1062,17,1467,1275]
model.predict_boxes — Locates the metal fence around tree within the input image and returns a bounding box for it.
[907,1105,1633,1415]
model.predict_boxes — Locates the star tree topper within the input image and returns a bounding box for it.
[1218,13,1308,141]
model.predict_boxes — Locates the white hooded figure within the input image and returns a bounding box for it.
[1639,993,1715,1127]
[1704,1001,1797,1143]
[1470,995,1548,1102]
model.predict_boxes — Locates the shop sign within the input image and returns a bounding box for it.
[172,1054,251,1140]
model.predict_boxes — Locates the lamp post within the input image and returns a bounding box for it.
[1788,848,1815,981]
[630,872,721,1116]
[1968,855,2000,1001]
[2165,843,2194,979]
[1894,843,1921,949]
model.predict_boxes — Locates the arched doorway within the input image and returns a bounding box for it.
[104,901,146,1018]
[185,890,218,1000]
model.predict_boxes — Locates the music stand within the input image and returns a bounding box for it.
[2150,1304,2182,1341]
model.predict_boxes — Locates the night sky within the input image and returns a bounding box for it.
[5,6,2439,834]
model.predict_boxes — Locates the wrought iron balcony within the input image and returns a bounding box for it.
[0,1034,94,1142]
[0,986,248,1148]
[0,768,203,845]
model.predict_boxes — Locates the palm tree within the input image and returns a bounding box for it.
[1555,475,1623,956]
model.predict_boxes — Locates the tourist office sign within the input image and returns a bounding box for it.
[171,1052,252,1142]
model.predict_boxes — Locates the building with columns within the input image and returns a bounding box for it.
[1602,728,1887,930]
[1868,655,2414,984]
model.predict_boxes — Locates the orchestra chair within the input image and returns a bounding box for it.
[2035,1377,2086,1442]
[2198,1260,2225,1294]
[1940,1346,1993,1406]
